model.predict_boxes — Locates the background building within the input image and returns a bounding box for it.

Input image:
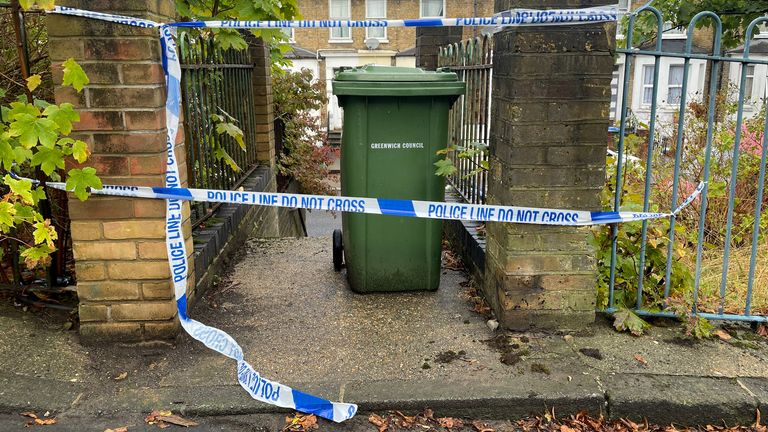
[284,0,493,132]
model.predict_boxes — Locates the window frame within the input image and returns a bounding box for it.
[365,0,388,42]
[419,0,445,18]
[280,26,295,43]
[666,64,684,105]
[743,64,755,104]
[641,64,655,106]
[329,0,352,43]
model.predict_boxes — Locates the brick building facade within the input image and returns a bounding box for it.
[286,0,493,131]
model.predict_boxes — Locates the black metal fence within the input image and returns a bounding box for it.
[438,34,492,205]
[178,32,260,227]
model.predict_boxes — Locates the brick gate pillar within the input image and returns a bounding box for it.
[48,1,192,342]
[484,0,615,331]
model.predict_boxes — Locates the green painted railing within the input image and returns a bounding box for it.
[178,32,260,228]
[609,6,768,322]
[438,35,492,205]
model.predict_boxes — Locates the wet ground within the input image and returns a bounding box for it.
[0,234,767,428]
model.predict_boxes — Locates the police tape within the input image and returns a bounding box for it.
[39,3,619,423]
[27,178,704,226]
[51,5,618,29]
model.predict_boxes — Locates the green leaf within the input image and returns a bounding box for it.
[3,175,34,204]
[13,146,33,165]
[212,29,248,50]
[65,167,102,201]
[62,58,90,92]
[26,75,42,92]
[9,113,58,148]
[0,202,16,232]
[70,139,89,163]
[20,243,53,269]
[13,202,36,222]
[215,121,245,150]
[212,146,240,172]
[0,137,14,170]
[33,221,57,248]
[35,0,55,9]
[44,103,80,135]
[434,159,458,177]
[612,308,650,336]
[4,101,40,123]
[31,186,46,204]
[18,0,34,9]
[31,146,65,175]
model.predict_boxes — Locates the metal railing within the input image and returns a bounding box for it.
[438,35,492,205]
[178,32,260,227]
[609,7,768,322]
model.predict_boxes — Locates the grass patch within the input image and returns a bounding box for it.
[695,244,768,315]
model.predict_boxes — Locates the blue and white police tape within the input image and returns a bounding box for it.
[33,179,705,226]
[41,3,617,423]
[51,4,618,29]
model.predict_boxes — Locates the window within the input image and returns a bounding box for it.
[744,64,755,102]
[281,27,295,43]
[662,21,686,37]
[420,0,444,18]
[330,0,351,41]
[366,0,386,40]
[642,64,655,105]
[667,64,684,104]
[618,0,629,12]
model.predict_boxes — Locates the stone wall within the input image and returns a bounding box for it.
[483,0,615,331]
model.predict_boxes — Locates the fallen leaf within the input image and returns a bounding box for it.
[104,428,129,432]
[713,329,731,341]
[114,372,128,381]
[560,425,577,432]
[422,408,434,420]
[633,354,648,366]
[472,420,495,432]
[155,414,198,427]
[145,410,173,425]
[368,413,389,432]
[20,412,38,419]
[438,417,464,428]
[34,418,57,425]
[757,324,768,337]
[394,411,415,427]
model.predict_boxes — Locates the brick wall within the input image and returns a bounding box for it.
[48,0,191,342]
[292,0,492,53]
[484,0,615,331]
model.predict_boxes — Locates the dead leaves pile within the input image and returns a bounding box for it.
[20,412,56,427]
[365,409,767,432]
[144,410,198,429]
[368,410,493,432]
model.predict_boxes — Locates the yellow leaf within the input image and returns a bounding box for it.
[26,75,42,92]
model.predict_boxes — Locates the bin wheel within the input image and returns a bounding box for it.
[333,229,344,271]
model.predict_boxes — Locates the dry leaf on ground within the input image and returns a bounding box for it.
[368,413,389,432]
[114,372,128,381]
[439,417,464,428]
[633,354,648,366]
[104,428,128,432]
[282,413,318,431]
[713,330,732,341]
[155,414,198,427]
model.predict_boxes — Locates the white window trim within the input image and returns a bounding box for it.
[419,0,446,18]
[329,0,353,42]
[281,27,295,43]
[666,64,684,105]
[641,64,655,106]
[365,0,388,42]
[743,64,756,105]
[661,21,687,40]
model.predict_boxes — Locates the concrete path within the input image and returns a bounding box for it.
[0,236,767,428]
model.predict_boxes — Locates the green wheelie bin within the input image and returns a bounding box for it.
[331,65,465,293]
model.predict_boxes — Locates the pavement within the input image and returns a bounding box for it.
[1,231,768,430]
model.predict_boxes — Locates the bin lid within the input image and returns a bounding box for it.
[332,64,465,97]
